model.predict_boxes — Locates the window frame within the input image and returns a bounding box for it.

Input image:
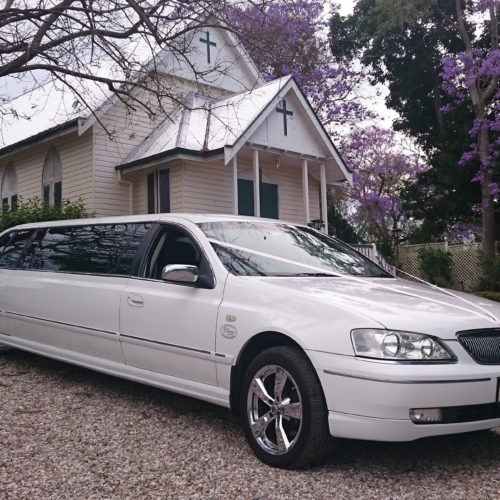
[42,147,62,208]
[1,164,18,212]
[134,222,215,288]
[147,168,170,214]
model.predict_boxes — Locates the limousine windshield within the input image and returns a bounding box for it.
[198,221,390,277]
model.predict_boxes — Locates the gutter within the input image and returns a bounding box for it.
[116,146,225,172]
[0,119,79,160]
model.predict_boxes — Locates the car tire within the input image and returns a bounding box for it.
[241,345,333,469]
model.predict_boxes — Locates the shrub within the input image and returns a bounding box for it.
[477,253,500,292]
[417,247,453,287]
[0,197,93,232]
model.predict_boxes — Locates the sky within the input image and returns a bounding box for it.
[0,0,394,148]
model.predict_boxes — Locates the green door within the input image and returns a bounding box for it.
[238,179,278,219]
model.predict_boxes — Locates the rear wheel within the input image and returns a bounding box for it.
[240,345,332,469]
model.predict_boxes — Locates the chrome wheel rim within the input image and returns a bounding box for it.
[247,364,303,456]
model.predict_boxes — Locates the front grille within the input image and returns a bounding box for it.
[457,329,500,364]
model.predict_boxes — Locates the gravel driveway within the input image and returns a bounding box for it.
[2,349,500,499]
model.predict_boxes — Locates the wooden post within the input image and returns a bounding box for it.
[232,156,238,215]
[320,162,328,234]
[302,159,310,224]
[253,149,260,217]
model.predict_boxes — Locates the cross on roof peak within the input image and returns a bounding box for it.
[199,31,217,65]
[276,99,293,136]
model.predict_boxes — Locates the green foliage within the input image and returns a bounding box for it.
[477,254,500,292]
[0,197,92,232]
[474,291,500,303]
[327,202,359,243]
[417,247,452,287]
[330,0,483,242]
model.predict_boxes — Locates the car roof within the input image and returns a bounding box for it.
[3,213,296,232]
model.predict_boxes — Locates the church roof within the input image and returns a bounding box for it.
[0,22,264,152]
[123,76,292,165]
[118,75,351,185]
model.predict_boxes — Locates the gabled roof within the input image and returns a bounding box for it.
[1,21,264,152]
[118,75,352,185]
[123,77,291,165]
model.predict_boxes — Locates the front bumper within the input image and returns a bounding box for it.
[308,341,500,441]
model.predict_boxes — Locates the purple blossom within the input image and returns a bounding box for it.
[230,1,374,134]
[336,127,429,241]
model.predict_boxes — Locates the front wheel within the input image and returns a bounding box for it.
[240,345,332,469]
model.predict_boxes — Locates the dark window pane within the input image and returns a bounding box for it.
[147,173,156,214]
[159,169,170,213]
[0,230,34,268]
[238,179,254,216]
[260,182,278,219]
[237,180,278,218]
[43,185,50,203]
[0,231,13,257]
[114,223,152,275]
[54,182,62,209]
[2,198,8,211]
[23,223,151,275]
[11,195,18,209]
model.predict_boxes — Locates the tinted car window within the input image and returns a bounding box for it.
[0,230,34,269]
[199,221,390,277]
[23,223,151,275]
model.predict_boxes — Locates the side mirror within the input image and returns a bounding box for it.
[161,264,199,283]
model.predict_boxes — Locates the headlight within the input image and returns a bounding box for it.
[351,329,456,362]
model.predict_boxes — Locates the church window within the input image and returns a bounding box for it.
[1,164,18,211]
[147,169,170,214]
[42,147,62,208]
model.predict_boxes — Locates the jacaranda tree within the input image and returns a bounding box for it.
[232,0,425,241]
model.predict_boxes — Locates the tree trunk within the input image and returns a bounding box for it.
[479,127,496,262]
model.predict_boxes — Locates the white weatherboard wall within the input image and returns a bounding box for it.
[0,130,93,209]
[129,158,320,224]
[181,161,233,214]
[157,27,261,95]
[93,98,162,217]
[249,91,329,158]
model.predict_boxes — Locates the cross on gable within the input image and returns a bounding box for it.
[199,31,217,65]
[276,99,293,136]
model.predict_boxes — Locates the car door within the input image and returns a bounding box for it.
[119,223,223,385]
[0,228,33,338]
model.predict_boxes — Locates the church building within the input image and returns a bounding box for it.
[0,22,351,232]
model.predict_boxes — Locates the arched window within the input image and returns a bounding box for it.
[1,164,18,211]
[42,147,62,208]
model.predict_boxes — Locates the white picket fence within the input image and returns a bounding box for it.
[351,243,396,274]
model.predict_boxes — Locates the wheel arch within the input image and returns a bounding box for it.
[230,331,310,416]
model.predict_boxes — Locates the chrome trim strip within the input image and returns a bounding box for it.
[4,311,117,336]
[323,370,491,385]
[120,333,211,355]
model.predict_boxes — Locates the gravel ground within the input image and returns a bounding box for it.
[2,349,500,499]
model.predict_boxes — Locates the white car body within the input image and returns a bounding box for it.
[1,213,500,467]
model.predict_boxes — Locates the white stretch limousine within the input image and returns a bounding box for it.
[2,213,500,468]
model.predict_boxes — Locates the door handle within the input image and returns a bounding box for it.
[127,294,144,307]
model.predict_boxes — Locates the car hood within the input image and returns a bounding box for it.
[253,276,500,339]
